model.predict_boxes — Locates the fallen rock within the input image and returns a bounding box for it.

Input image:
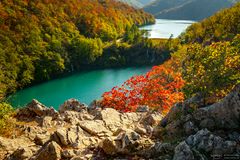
[99,137,118,155]
[96,108,122,132]
[61,149,76,159]
[193,85,240,130]
[34,134,51,145]
[17,99,58,120]
[59,99,87,113]
[32,141,62,160]
[186,129,237,155]
[141,112,164,126]
[173,141,194,160]
[79,120,112,137]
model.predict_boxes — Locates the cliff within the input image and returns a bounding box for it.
[0,85,239,159]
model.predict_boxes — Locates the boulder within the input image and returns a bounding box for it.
[62,111,94,124]
[96,108,122,132]
[59,99,87,113]
[34,134,51,145]
[135,126,147,135]
[79,120,112,137]
[32,141,62,160]
[145,142,173,158]
[99,137,118,155]
[0,136,35,156]
[41,116,52,127]
[16,99,58,120]
[55,128,68,146]
[184,121,198,135]
[7,146,40,160]
[186,129,237,155]
[141,112,164,126]
[173,141,194,160]
[193,85,240,130]
[61,149,76,159]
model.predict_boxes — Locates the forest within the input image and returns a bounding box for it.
[0,0,157,100]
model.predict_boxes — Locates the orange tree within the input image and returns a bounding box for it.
[101,64,185,113]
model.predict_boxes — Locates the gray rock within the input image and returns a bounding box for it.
[193,85,240,130]
[184,121,198,135]
[173,141,194,160]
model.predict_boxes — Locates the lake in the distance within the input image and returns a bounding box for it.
[140,19,195,39]
[8,19,195,109]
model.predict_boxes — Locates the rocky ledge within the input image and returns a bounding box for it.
[0,85,239,160]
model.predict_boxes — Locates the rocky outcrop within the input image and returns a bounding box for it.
[1,85,239,159]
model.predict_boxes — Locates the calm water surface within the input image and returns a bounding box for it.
[140,19,195,39]
[9,67,151,109]
[9,19,195,109]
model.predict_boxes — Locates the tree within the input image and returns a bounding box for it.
[101,64,185,113]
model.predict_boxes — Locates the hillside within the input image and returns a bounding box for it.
[117,0,155,8]
[144,0,237,20]
[0,0,155,99]
[117,0,143,8]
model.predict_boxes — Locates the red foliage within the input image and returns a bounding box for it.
[101,65,185,113]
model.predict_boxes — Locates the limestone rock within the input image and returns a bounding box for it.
[55,128,68,146]
[59,99,87,113]
[141,112,164,126]
[135,126,147,135]
[33,141,62,160]
[79,120,112,137]
[99,137,118,155]
[193,85,240,130]
[34,134,50,145]
[41,116,52,127]
[0,136,35,155]
[96,108,122,132]
[17,99,58,120]
[186,129,237,155]
[8,148,32,160]
[61,149,76,158]
[173,141,194,160]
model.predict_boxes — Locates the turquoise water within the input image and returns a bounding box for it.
[8,67,151,109]
[140,19,195,39]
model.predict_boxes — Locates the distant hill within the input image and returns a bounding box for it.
[117,0,155,8]
[144,0,238,20]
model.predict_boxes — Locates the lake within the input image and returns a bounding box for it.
[8,19,194,109]
[8,67,152,109]
[139,19,195,39]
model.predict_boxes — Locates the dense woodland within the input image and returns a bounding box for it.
[0,0,158,100]
[101,3,240,112]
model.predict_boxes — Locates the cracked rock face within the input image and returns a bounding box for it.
[1,85,239,159]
